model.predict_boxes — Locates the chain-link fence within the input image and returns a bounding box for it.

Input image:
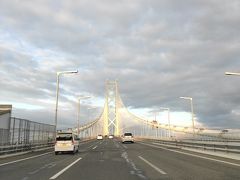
[0,117,55,146]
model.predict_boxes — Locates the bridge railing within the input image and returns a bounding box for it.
[137,137,240,154]
[0,142,54,155]
[0,117,55,155]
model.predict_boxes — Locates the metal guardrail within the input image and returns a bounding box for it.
[0,117,55,146]
[137,138,240,154]
[0,137,96,156]
[0,117,56,156]
[0,142,54,155]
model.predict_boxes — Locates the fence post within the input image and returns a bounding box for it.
[33,123,35,144]
[18,119,22,144]
[37,124,40,144]
[41,125,44,143]
[11,117,16,145]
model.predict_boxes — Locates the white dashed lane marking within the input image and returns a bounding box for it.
[139,156,167,175]
[49,157,82,179]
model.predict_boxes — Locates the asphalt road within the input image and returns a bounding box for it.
[0,138,240,180]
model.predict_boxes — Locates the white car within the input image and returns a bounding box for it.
[97,135,103,140]
[54,132,79,155]
[109,135,114,139]
[122,132,134,143]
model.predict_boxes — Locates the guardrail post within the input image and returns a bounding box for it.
[11,117,16,145]
[33,123,35,144]
[18,119,22,145]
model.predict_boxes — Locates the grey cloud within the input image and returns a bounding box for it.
[0,0,240,129]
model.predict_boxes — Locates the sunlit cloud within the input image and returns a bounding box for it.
[0,0,240,129]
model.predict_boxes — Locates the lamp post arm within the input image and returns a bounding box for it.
[225,72,240,76]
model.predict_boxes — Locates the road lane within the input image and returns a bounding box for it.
[1,138,240,180]
[0,139,96,165]
[126,140,240,180]
[142,141,240,167]
[55,138,146,180]
[138,140,240,166]
[0,140,98,180]
[49,157,82,179]
[138,156,167,175]
[0,152,52,167]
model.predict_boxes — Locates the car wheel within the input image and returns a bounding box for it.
[72,147,75,154]
[55,152,58,155]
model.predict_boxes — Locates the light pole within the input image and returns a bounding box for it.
[55,70,78,132]
[225,72,240,76]
[152,111,158,138]
[77,96,91,136]
[160,107,171,138]
[180,96,195,136]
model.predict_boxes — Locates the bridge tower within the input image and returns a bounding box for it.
[103,80,120,136]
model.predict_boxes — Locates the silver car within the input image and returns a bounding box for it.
[54,132,80,155]
[122,132,134,143]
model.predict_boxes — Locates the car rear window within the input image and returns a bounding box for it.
[124,133,132,136]
[56,133,73,141]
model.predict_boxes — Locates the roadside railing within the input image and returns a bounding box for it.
[0,142,54,155]
[137,137,240,154]
[0,137,97,156]
[0,117,56,156]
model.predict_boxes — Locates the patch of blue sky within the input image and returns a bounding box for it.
[0,101,44,110]
[0,29,71,64]
[0,30,41,66]
[0,30,20,50]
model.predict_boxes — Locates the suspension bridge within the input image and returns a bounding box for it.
[77,80,240,141]
[1,80,240,180]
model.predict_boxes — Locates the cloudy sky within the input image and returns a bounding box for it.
[0,0,240,129]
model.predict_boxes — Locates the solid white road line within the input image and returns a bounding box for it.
[139,142,240,167]
[0,152,52,167]
[49,157,82,179]
[138,156,167,175]
[92,146,98,150]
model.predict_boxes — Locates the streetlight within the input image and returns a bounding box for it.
[151,111,159,138]
[55,70,78,132]
[225,72,240,76]
[77,96,91,136]
[179,96,195,136]
[160,107,171,138]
